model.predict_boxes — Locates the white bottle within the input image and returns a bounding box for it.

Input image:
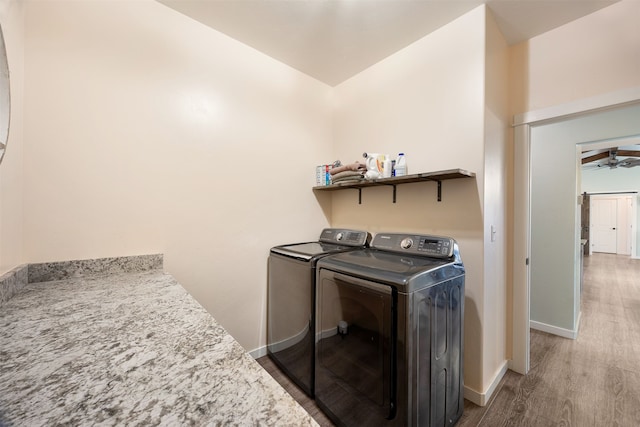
[394,153,407,176]
[382,158,392,178]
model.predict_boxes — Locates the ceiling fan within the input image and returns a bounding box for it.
[581,148,640,169]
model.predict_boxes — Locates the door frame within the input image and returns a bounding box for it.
[511,86,640,375]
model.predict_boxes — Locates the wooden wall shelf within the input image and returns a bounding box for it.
[312,168,476,204]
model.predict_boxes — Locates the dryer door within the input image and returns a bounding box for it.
[316,269,395,426]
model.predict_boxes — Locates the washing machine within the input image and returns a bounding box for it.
[267,228,370,397]
[315,232,465,427]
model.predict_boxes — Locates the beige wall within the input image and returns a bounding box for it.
[0,0,23,275]
[22,0,332,350]
[330,6,503,401]
[483,9,510,395]
[511,0,640,113]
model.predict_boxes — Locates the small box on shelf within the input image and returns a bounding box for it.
[315,164,333,186]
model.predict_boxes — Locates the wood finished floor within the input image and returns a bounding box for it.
[257,253,640,426]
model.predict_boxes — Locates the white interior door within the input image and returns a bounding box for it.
[591,198,617,253]
[616,197,633,255]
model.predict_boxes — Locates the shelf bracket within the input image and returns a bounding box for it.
[381,183,397,203]
[424,178,443,202]
[353,188,362,204]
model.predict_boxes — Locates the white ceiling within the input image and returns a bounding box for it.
[158,0,619,86]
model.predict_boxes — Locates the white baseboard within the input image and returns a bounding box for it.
[318,326,338,340]
[463,360,508,407]
[249,345,267,359]
[250,326,340,360]
[269,326,309,353]
[250,323,311,359]
[530,317,580,340]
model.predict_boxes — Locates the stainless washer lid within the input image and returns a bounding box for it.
[271,242,352,261]
[270,228,370,261]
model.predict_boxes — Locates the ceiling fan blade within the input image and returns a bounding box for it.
[582,162,608,171]
[621,158,640,168]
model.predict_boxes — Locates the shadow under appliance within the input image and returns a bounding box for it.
[267,228,370,397]
[315,233,465,427]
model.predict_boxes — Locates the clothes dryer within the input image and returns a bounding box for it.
[315,233,465,427]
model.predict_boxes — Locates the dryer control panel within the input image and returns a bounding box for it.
[372,233,456,258]
[319,228,371,247]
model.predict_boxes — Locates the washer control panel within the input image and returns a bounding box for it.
[319,228,371,247]
[372,233,455,258]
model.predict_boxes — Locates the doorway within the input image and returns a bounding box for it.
[512,91,640,375]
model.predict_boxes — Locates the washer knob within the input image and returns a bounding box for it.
[401,238,413,249]
[336,232,344,241]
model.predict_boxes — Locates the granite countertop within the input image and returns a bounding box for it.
[0,256,317,426]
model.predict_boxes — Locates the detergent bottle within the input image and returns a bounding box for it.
[394,153,407,176]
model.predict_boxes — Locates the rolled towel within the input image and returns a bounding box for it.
[329,162,366,176]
